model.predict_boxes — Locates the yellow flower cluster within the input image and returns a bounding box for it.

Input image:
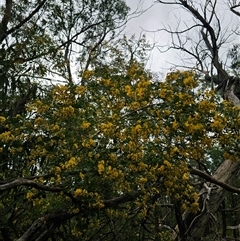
[178,92,194,106]
[98,160,105,175]
[210,114,226,131]
[81,121,90,129]
[158,160,199,212]
[0,131,14,143]
[100,122,114,136]
[74,188,82,197]
[198,99,216,113]
[82,69,94,79]
[106,166,119,179]
[0,116,6,123]
[125,85,132,96]
[51,124,60,132]
[166,70,180,82]
[59,106,75,118]
[52,85,73,104]
[76,85,86,95]
[132,124,142,136]
[127,63,139,78]
[184,121,204,134]
[64,157,77,169]
[130,101,140,110]
[82,138,95,148]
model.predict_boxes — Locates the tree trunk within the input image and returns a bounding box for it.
[182,159,240,240]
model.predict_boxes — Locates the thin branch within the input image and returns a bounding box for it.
[229,3,240,17]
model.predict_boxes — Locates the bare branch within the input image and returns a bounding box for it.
[229,1,240,17]
[190,166,240,194]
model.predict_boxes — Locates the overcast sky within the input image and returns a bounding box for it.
[125,0,175,74]
[124,0,240,76]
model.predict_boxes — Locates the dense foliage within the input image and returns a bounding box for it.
[1,44,240,239]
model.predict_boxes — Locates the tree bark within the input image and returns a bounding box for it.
[182,160,240,240]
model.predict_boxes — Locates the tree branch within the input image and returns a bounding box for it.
[16,209,76,241]
[0,0,13,41]
[0,178,63,192]
[229,3,240,17]
[1,0,47,42]
[189,166,240,194]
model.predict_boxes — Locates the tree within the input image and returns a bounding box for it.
[1,30,240,240]
[155,0,240,240]
[0,0,129,118]
[2,0,240,240]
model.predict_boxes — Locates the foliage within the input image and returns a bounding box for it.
[1,32,240,239]
[228,44,240,76]
[0,0,129,118]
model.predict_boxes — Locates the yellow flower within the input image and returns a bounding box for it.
[102,78,111,86]
[183,74,197,88]
[0,131,14,143]
[83,69,94,79]
[182,173,189,181]
[81,121,90,129]
[172,120,178,130]
[109,168,119,179]
[82,138,95,148]
[139,177,148,183]
[136,87,144,98]
[98,160,105,175]
[60,106,75,117]
[76,85,86,95]
[74,188,82,197]
[132,124,142,135]
[130,101,140,110]
[74,143,78,149]
[26,191,34,200]
[158,165,165,174]
[101,122,114,136]
[0,116,6,123]
[109,153,117,161]
[165,109,171,116]
[210,119,224,131]
[159,88,167,98]
[55,166,61,174]
[163,160,171,167]
[185,122,204,133]
[65,157,77,169]
[79,172,85,179]
[52,124,60,132]
[190,201,199,213]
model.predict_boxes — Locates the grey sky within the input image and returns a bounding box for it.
[125,0,176,74]
[125,0,240,76]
